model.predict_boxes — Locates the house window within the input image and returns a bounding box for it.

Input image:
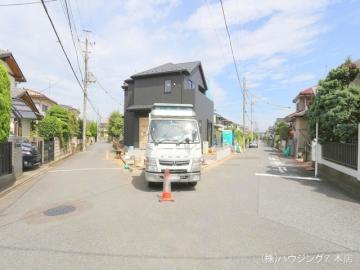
[164,80,172,93]
[42,104,48,112]
[187,79,196,89]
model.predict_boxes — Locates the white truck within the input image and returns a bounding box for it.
[145,103,202,187]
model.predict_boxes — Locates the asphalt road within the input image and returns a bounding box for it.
[0,142,359,269]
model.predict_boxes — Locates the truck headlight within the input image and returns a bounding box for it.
[145,157,158,172]
[191,158,202,171]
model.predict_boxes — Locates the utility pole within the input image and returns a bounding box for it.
[242,77,246,150]
[82,34,90,151]
[250,95,254,142]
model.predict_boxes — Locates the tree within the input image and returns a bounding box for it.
[68,111,79,138]
[234,129,244,148]
[87,121,97,138]
[38,105,80,144]
[275,122,289,141]
[0,63,11,143]
[107,111,124,138]
[77,118,83,139]
[308,58,360,142]
[47,105,70,143]
[38,115,62,140]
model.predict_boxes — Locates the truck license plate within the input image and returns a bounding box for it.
[169,174,180,180]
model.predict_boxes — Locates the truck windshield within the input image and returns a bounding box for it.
[149,120,200,144]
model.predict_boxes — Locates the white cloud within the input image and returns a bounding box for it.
[281,73,316,84]
[208,79,226,105]
[0,0,332,129]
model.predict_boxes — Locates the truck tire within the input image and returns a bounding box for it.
[188,182,197,187]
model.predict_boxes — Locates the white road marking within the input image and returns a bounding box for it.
[255,173,320,181]
[49,168,121,173]
[268,156,287,173]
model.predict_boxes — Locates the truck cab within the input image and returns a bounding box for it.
[145,103,202,187]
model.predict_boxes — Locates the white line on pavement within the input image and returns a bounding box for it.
[255,173,320,181]
[49,168,121,173]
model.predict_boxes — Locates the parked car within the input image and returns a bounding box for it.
[22,142,41,168]
[249,141,259,148]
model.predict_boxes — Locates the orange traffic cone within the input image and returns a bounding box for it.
[159,169,174,202]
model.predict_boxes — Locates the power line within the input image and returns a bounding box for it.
[219,0,243,95]
[40,0,82,89]
[40,0,101,119]
[63,0,84,81]
[96,80,123,109]
[0,0,55,6]
[203,0,228,66]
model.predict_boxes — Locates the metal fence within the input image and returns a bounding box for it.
[322,142,358,169]
[0,142,13,177]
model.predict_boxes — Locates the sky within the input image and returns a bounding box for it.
[1,0,360,131]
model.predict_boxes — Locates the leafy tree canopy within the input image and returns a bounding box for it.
[68,111,79,137]
[107,111,124,138]
[47,105,70,142]
[38,115,62,141]
[234,129,244,147]
[308,58,360,142]
[0,63,11,143]
[38,105,80,144]
[87,121,97,138]
[275,122,289,141]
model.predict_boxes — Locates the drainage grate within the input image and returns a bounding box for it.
[43,205,76,216]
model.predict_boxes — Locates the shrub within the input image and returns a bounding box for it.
[107,111,124,138]
[0,63,11,143]
[38,115,62,141]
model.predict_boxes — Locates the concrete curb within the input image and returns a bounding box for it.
[0,152,77,199]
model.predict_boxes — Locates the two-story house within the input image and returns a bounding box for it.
[24,88,57,116]
[0,49,26,88]
[122,61,214,148]
[1,50,42,137]
[285,86,317,160]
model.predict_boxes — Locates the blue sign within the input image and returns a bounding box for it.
[222,130,233,146]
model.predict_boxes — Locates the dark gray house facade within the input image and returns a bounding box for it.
[122,61,214,148]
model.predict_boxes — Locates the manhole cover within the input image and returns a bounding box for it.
[43,205,76,216]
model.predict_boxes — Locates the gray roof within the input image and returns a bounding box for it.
[11,88,26,98]
[12,98,38,120]
[126,104,152,111]
[132,61,201,78]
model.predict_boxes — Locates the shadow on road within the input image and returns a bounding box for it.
[131,171,196,193]
[264,165,360,204]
